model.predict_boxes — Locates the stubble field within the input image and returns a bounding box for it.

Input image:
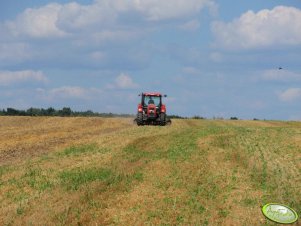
[0,116,300,225]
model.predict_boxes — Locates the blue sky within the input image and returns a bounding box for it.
[0,0,301,120]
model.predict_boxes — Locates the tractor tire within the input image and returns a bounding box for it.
[160,113,166,126]
[137,112,143,126]
[166,118,172,125]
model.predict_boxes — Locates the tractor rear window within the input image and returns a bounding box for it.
[144,96,160,106]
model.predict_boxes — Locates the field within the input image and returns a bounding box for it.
[0,117,300,225]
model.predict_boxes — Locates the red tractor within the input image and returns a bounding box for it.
[135,92,171,126]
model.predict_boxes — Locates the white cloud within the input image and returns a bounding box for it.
[30,86,103,109]
[212,6,301,49]
[179,19,200,31]
[279,88,301,102]
[34,86,103,105]
[5,3,66,38]
[47,86,89,99]
[0,70,48,86]
[0,0,214,69]
[56,0,217,40]
[0,43,32,64]
[209,51,223,62]
[136,0,211,21]
[87,0,214,22]
[56,1,117,32]
[89,30,144,45]
[3,0,213,38]
[261,69,301,82]
[106,73,139,89]
[115,73,139,89]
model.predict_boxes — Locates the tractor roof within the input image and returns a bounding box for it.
[143,92,162,96]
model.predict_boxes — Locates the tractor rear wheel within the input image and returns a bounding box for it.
[137,112,143,126]
[160,113,166,126]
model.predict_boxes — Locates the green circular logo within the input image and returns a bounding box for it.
[262,203,299,224]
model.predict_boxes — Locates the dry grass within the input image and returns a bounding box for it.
[0,117,300,225]
[0,116,132,165]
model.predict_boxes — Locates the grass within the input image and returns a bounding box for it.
[57,143,109,157]
[0,117,300,225]
[59,167,113,190]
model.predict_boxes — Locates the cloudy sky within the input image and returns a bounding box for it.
[0,0,301,120]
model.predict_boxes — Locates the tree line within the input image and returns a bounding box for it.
[0,107,249,120]
[0,107,134,117]
[0,107,190,118]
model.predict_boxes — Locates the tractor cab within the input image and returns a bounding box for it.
[141,93,163,109]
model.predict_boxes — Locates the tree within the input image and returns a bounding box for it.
[6,108,19,115]
[27,108,41,116]
[60,107,72,116]
[46,107,56,116]
[192,115,205,119]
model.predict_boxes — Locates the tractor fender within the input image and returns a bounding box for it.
[161,104,166,113]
